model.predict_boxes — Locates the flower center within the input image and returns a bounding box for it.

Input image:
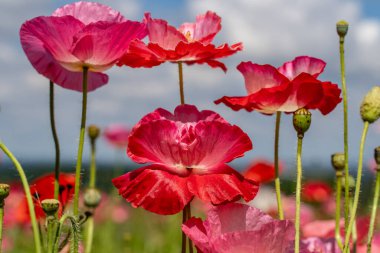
[185,31,193,42]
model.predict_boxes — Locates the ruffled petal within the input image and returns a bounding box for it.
[52,1,125,25]
[182,218,211,253]
[144,13,187,50]
[237,62,289,94]
[117,40,163,68]
[187,168,258,204]
[278,56,326,80]
[313,82,342,115]
[112,166,193,215]
[178,11,221,44]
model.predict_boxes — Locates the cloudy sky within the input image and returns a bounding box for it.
[0,0,379,175]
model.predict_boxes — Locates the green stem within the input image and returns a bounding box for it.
[73,67,89,216]
[339,35,350,231]
[294,137,303,253]
[178,62,185,105]
[89,139,96,188]
[335,173,344,250]
[50,81,61,200]
[181,205,188,253]
[85,217,94,253]
[366,168,380,253]
[0,203,3,253]
[46,217,57,253]
[187,205,193,253]
[0,143,42,253]
[274,112,284,220]
[343,121,369,253]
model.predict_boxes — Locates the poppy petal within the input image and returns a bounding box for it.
[278,56,326,80]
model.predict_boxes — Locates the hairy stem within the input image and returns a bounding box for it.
[335,173,344,250]
[294,137,303,253]
[50,81,61,200]
[274,112,284,219]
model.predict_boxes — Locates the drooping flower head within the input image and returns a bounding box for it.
[20,1,147,91]
[243,158,284,183]
[182,203,295,253]
[112,105,258,215]
[215,56,342,114]
[118,11,242,72]
[103,124,131,149]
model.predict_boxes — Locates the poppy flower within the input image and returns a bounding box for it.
[20,1,146,92]
[243,159,283,183]
[19,173,75,220]
[302,181,332,204]
[215,56,342,114]
[182,202,296,253]
[112,104,258,215]
[103,124,131,149]
[118,11,242,72]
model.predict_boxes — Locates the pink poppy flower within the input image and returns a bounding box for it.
[118,11,242,72]
[182,202,295,253]
[103,124,130,149]
[300,237,341,253]
[243,158,284,183]
[20,1,146,92]
[215,56,342,115]
[112,105,258,215]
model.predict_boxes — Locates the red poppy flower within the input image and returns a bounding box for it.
[19,173,75,220]
[118,11,242,72]
[302,181,332,203]
[103,124,131,149]
[112,105,258,215]
[215,56,342,114]
[20,1,146,92]
[243,159,284,183]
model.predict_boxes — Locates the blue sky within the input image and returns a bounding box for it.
[0,0,379,174]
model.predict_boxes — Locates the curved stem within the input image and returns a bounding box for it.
[274,112,284,219]
[50,81,61,200]
[294,137,303,253]
[178,62,185,105]
[0,143,42,253]
[0,203,4,253]
[73,67,89,216]
[339,35,350,231]
[335,173,344,250]
[366,168,380,253]
[343,121,370,253]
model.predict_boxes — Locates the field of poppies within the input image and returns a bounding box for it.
[1,1,380,253]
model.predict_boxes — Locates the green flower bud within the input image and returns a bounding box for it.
[87,125,101,140]
[336,20,349,38]
[41,199,60,216]
[360,86,380,123]
[0,184,10,207]
[293,108,312,138]
[84,188,102,208]
[331,153,345,171]
[375,146,380,165]
[341,175,355,195]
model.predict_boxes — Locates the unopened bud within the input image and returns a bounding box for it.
[360,86,380,123]
[331,153,345,171]
[375,146,380,165]
[0,184,10,207]
[293,108,312,138]
[341,175,355,195]
[336,20,349,38]
[41,199,60,216]
[84,188,102,208]
[87,125,101,140]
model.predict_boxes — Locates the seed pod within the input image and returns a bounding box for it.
[87,125,101,140]
[293,108,312,138]
[360,86,380,123]
[84,188,102,208]
[336,20,349,38]
[331,153,345,171]
[41,199,60,216]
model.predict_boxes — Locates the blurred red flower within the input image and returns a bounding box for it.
[118,11,242,72]
[302,181,332,204]
[103,124,131,149]
[112,105,258,215]
[243,159,283,183]
[20,1,146,91]
[215,56,342,115]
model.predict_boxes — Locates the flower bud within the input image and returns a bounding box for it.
[41,199,60,216]
[0,184,10,207]
[341,175,355,195]
[331,153,345,171]
[84,188,102,208]
[293,108,312,138]
[375,146,380,165]
[360,86,380,123]
[336,20,349,38]
[87,125,101,140]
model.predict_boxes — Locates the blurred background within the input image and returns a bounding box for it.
[0,0,380,181]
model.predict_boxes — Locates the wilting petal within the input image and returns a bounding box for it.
[278,56,326,81]
[187,168,258,204]
[112,166,193,215]
[179,11,221,44]
[52,1,125,25]
[237,62,289,94]
[145,13,187,50]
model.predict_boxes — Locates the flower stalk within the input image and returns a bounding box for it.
[50,81,61,200]
[274,111,284,219]
[0,184,10,253]
[0,143,42,253]
[178,62,185,105]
